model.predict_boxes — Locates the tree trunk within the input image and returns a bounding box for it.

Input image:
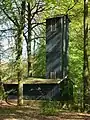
[83,0,88,111]
[0,52,4,101]
[16,1,25,106]
[27,2,32,77]
[16,29,23,106]
[0,45,8,103]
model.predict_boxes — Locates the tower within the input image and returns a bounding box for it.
[46,15,70,79]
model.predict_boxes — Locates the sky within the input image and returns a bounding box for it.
[0,23,27,62]
[0,26,38,62]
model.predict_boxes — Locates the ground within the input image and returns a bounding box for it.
[0,100,90,120]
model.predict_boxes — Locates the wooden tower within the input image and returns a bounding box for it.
[46,15,70,79]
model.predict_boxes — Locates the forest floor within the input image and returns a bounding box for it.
[0,100,90,120]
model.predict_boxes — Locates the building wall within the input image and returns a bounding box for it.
[46,15,69,79]
[3,79,73,100]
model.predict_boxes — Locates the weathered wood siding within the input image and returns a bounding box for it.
[3,78,73,100]
[46,15,70,79]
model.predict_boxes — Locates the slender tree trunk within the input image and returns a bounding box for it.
[83,0,88,111]
[27,2,32,77]
[0,44,7,103]
[16,29,24,105]
[0,47,3,101]
[0,45,4,101]
[16,0,25,106]
[33,39,36,56]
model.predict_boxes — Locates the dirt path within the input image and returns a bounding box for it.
[0,101,90,120]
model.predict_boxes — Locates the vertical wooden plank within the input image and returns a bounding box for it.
[46,16,69,79]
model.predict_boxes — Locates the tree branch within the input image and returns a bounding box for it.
[31,22,45,30]
[23,32,28,43]
[31,0,45,20]
[66,0,78,13]
[31,37,45,41]
[0,28,16,32]
[13,0,21,15]
[1,8,19,27]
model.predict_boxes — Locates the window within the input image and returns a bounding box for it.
[51,19,56,31]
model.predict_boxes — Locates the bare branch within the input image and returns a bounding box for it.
[13,0,21,15]
[31,0,45,20]
[30,0,37,11]
[31,37,45,41]
[1,8,19,27]
[31,7,45,20]
[23,32,28,43]
[31,22,45,29]
[0,28,16,32]
[66,1,78,13]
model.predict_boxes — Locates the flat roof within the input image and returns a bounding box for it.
[46,14,71,22]
[3,77,66,84]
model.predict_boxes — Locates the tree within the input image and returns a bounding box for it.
[0,0,89,109]
[83,0,89,111]
[32,38,46,77]
[27,2,32,77]
[24,0,46,77]
[16,0,25,105]
[0,10,11,103]
[0,0,25,105]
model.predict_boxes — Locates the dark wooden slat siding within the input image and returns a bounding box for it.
[23,84,60,100]
[63,16,69,77]
[61,16,64,78]
[46,15,70,79]
[3,79,73,100]
[3,83,61,100]
[46,18,62,79]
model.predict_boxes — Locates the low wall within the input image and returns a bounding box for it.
[3,79,73,101]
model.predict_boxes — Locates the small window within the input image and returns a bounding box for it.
[51,19,56,31]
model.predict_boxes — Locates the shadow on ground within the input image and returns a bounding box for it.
[0,101,90,120]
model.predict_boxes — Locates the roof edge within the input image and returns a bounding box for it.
[46,14,71,22]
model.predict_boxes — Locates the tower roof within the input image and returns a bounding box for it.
[46,14,71,22]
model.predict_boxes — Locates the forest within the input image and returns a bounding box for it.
[0,0,90,119]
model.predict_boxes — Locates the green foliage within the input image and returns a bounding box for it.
[33,40,46,77]
[40,100,59,115]
[0,0,89,109]
[41,0,84,107]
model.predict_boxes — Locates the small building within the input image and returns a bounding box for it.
[3,15,73,101]
[4,77,73,100]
